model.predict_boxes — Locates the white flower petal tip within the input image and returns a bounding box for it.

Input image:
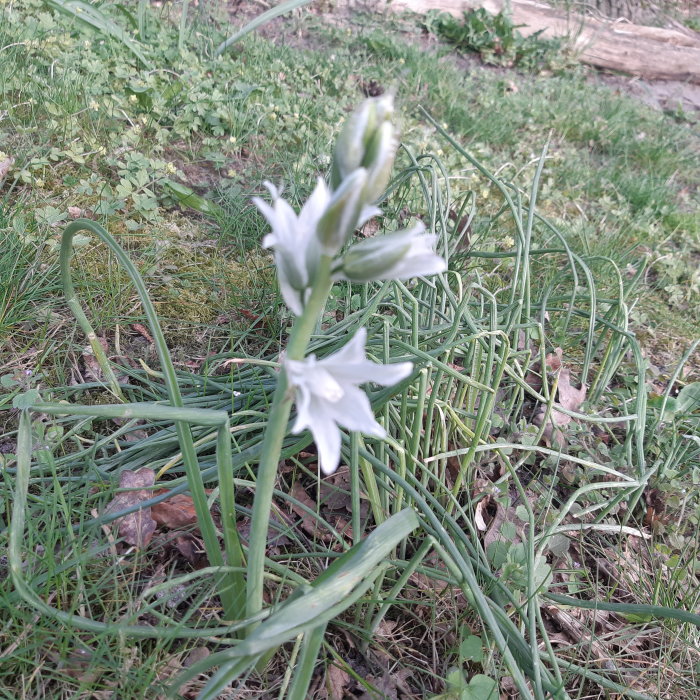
[285,328,414,475]
[337,224,447,283]
[253,179,331,315]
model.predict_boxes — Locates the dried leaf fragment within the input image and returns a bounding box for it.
[0,156,14,180]
[533,368,587,445]
[326,664,351,700]
[152,490,199,529]
[103,468,157,548]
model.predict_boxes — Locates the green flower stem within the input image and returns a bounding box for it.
[245,255,333,625]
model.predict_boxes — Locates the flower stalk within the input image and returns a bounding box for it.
[245,255,333,624]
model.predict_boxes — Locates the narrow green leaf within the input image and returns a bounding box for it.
[676,382,700,415]
[171,509,419,694]
[45,0,153,69]
[162,180,224,218]
[214,0,314,57]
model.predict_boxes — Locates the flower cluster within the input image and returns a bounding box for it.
[254,95,446,318]
[254,95,447,472]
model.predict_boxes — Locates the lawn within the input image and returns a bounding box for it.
[1,1,699,698]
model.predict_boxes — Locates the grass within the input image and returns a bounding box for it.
[1,1,699,698]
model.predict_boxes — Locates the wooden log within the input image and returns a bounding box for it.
[390,0,700,83]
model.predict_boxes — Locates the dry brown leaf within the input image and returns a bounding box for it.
[557,368,587,411]
[326,663,351,700]
[545,347,563,372]
[288,482,321,537]
[103,468,157,548]
[131,323,154,344]
[544,605,620,673]
[68,206,86,219]
[408,569,449,594]
[359,217,381,238]
[483,500,509,550]
[319,466,353,512]
[533,368,587,445]
[358,669,408,700]
[173,534,200,564]
[45,645,102,683]
[152,490,199,529]
[0,156,14,180]
[183,646,210,668]
[525,347,563,394]
[81,336,110,383]
[474,497,491,532]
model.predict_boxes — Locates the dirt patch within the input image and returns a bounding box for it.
[593,74,700,112]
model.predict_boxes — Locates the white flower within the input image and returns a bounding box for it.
[253,179,330,315]
[285,328,413,475]
[335,223,446,283]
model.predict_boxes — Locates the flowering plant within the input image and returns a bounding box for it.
[246,94,447,627]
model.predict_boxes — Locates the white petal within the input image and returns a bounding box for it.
[391,252,446,279]
[310,366,345,402]
[333,360,413,387]
[326,385,387,436]
[319,328,368,367]
[253,198,279,240]
[277,264,304,316]
[357,204,382,228]
[309,407,343,475]
[299,178,331,231]
[263,181,280,199]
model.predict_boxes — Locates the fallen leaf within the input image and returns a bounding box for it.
[358,667,412,700]
[81,336,110,382]
[103,468,157,548]
[474,497,491,532]
[131,323,154,344]
[319,466,353,512]
[152,490,199,529]
[45,645,102,683]
[557,368,587,411]
[448,208,471,251]
[644,488,667,527]
[533,368,587,446]
[545,347,563,372]
[173,534,200,564]
[289,482,321,538]
[359,217,381,238]
[0,156,14,180]
[68,206,86,219]
[326,664,351,700]
[359,78,384,97]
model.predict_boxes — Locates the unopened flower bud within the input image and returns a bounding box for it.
[316,168,367,254]
[331,95,397,200]
[335,224,447,283]
[362,120,397,202]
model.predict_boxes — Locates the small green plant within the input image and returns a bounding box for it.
[424,9,567,71]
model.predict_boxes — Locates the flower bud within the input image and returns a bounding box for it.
[316,168,367,255]
[335,224,447,283]
[362,120,397,202]
[331,95,397,200]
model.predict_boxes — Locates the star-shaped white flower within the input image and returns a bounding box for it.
[253,179,329,316]
[285,328,413,475]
